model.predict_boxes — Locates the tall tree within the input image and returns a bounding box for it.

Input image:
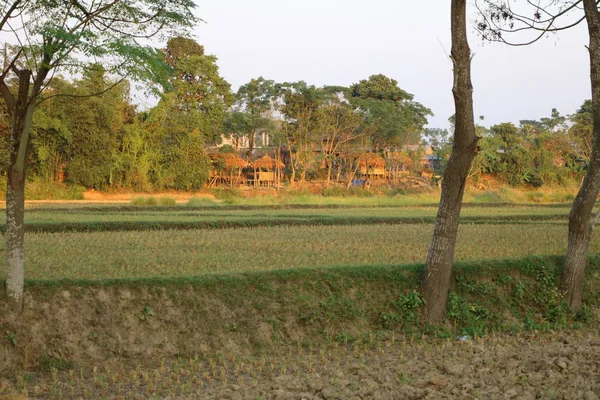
[422,0,478,323]
[347,74,432,152]
[476,0,600,310]
[144,37,232,191]
[234,77,277,158]
[314,91,365,186]
[0,0,197,312]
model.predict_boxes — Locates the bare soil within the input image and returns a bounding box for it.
[192,329,600,400]
[0,285,599,399]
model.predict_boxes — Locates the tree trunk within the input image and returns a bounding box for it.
[5,101,34,313]
[326,160,333,187]
[562,0,600,310]
[5,165,26,312]
[422,0,478,323]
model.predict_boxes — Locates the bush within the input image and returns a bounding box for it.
[157,196,176,206]
[24,179,85,200]
[130,196,159,206]
[526,192,544,203]
[210,188,243,201]
[321,186,375,198]
[524,171,544,188]
[187,197,217,207]
[472,191,503,203]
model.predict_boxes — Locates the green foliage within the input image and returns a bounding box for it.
[210,188,243,201]
[348,74,432,151]
[157,197,177,206]
[24,178,85,200]
[379,291,424,330]
[187,197,217,207]
[131,197,159,206]
[447,293,492,337]
[472,191,503,203]
[321,187,374,197]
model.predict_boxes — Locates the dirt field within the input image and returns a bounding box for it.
[4,329,598,399]
[176,329,600,400]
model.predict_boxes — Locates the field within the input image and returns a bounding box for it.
[1,198,600,399]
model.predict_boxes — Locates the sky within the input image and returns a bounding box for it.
[182,0,591,130]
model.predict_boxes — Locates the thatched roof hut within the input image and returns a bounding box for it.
[358,153,386,179]
[252,155,285,170]
[210,153,248,169]
[359,153,386,168]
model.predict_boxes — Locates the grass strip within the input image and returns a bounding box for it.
[0,214,569,233]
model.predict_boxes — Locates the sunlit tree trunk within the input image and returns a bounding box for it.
[562,0,600,310]
[422,0,478,323]
[4,69,37,312]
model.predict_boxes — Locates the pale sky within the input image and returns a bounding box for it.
[189,0,590,130]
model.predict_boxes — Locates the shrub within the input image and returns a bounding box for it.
[211,188,243,201]
[472,191,503,203]
[524,171,544,188]
[130,196,159,206]
[24,179,85,200]
[157,196,176,206]
[187,197,217,207]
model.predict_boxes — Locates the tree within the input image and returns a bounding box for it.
[569,100,594,162]
[279,82,328,185]
[347,74,432,152]
[0,0,197,312]
[234,77,277,158]
[422,0,479,323]
[475,0,600,310]
[314,92,365,186]
[143,37,232,191]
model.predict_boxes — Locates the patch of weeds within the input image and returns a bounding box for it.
[379,291,424,331]
[497,274,513,285]
[139,305,156,321]
[226,322,238,332]
[514,280,527,302]
[334,332,358,344]
[157,196,176,206]
[447,292,492,337]
[39,356,74,372]
[472,191,503,203]
[456,276,495,296]
[187,197,217,207]
[266,317,281,331]
[211,188,243,201]
[131,196,158,206]
[318,295,360,320]
[575,305,594,324]
[397,371,409,385]
[5,331,17,346]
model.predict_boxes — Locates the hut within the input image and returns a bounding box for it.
[358,153,386,180]
[250,155,285,186]
[208,153,248,187]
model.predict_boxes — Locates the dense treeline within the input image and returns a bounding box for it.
[0,37,591,192]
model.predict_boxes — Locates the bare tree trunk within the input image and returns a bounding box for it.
[326,160,333,187]
[562,0,600,311]
[5,76,35,313]
[422,0,478,323]
[6,165,26,312]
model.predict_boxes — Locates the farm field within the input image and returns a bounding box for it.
[0,202,588,281]
[2,199,600,399]
[6,223,598,281]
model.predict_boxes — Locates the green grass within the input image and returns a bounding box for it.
[2,204,573,224]
[4,223,598,281]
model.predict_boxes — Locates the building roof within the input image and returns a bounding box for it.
[252,155,285,169]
